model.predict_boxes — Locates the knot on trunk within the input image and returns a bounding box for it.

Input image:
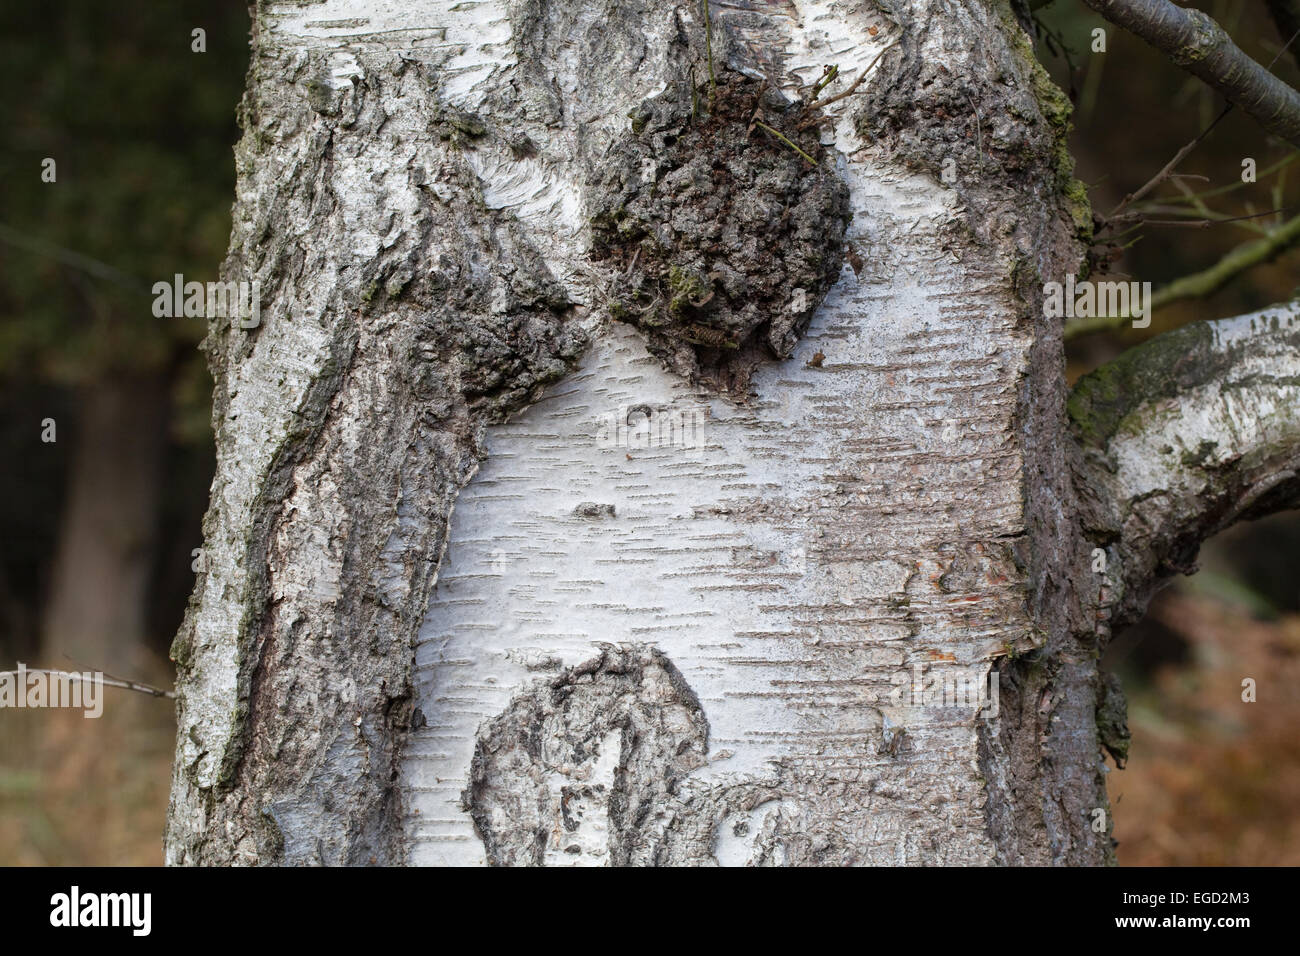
[587,71,851,398]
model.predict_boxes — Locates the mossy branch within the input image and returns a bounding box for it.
[812,65,839,99]
[1068,302,1300,630]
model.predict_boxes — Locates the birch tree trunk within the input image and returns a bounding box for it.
[165,0,1300,866]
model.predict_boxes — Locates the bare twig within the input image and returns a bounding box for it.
[1101,25,1298,229]
[1103,106,1232,225]
[59,653,178,699]
[1065,211,1300,339]
[1266,0,1300,69]
[0,666,176,700]
[0,222,152,295]
[1137,218,1212,228]
[798,40,901,128]
[1141,202,1300,227]
[812,65,840,99]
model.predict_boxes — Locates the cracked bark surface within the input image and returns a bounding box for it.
[166,42,585,865]
[166,0,1300,867]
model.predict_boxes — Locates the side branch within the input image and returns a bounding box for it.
[1082,0,1300,148]
[1068,301,1300,627]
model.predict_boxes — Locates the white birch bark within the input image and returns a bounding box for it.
[165,0,1300,866]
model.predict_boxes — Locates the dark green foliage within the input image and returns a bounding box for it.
[0,0,248,395]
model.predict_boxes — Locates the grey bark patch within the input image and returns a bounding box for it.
[573,501,616,518]
[463,644,709,865]
[859,0,1091,247]
[587,72,851,398]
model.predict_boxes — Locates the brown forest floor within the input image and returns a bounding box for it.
[0,651,173,865]
[1107,592,1300,866]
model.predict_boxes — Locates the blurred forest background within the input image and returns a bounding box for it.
[0,0,1296,865]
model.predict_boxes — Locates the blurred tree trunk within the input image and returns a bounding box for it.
[164,0,1300,867]
[41,375,166,670]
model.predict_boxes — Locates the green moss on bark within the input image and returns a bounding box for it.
[1067,321,1217,449]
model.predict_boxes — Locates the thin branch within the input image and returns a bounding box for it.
[57,653,177,699]
[1064,211,1300,339]
[0,222,152,295]
[1169,179,1265,236]
[1081,0,1300,148]
[1266,0,1300,69]
[798,40,901,128]
[1109,152,1300,236]
[754,122,818,165]
[1136,203,1300,226]
[1103,105,1232,224]
[0,666,176,700]
[1179,153,1300,202]
[812,64,839,99]
[1136,218,1214,227]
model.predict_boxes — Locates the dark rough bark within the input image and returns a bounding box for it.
[864,0,1116,865]
[464,645,710,866]
[166,47,585,864]
[588,73,851,396]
